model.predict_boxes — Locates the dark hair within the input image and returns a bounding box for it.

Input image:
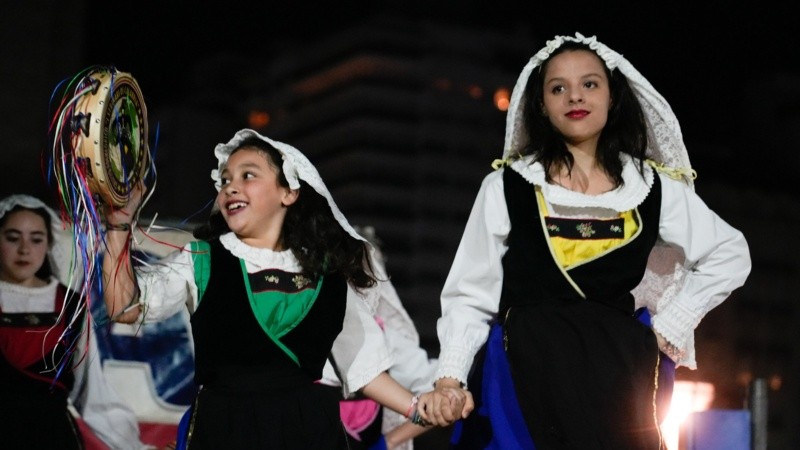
[193,137,376,289]
[0,204,54,280]
[521,41,648,186]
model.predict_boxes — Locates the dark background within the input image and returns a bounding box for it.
[4,1,798,200]
[2,1,799,448]
[81,1,800,194]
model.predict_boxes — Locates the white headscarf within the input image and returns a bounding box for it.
[504,33,695,366]
[210,129,367,244]
[503,32,693,184]
[0,194,81,287]
[211,130,387,310]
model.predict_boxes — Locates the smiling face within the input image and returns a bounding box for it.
[216,147,298,249]
[541,49,612,152]
[0,209,50,287]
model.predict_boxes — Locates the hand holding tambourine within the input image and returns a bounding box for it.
[69,67,150,208]
[105,181,146,231]
[43,66,153,385]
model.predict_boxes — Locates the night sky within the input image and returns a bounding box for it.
[83,0,799,192]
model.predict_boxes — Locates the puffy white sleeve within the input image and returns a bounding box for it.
[70,331,146,450]
[328,283,394,398]
[435,170,510,386]
[134,243,198,323]
[650,173,751,364]
[375,278,438,395]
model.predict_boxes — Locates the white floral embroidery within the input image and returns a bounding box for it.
[292,275,311,289]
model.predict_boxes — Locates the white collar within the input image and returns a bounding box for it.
[0,277,59,313]
[219,232,303,272]
[510,153,654,212]
[0,276,59,295]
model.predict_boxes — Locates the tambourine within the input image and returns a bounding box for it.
[71,67,149,207]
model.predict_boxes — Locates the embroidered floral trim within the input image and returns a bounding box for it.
[264,275,279,284]
[576,223,596,238]
[292,275,311,289]
[545,216,625,240]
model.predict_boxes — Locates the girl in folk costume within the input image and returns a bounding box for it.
[103,130,462,449]
[0,194,144,450]
[319,226,441,450]
[420,33,752,449]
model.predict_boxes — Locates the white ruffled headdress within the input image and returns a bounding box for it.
[503,32,693,183]
[503,33,697,367]
[210,129,367,244]
[210,130,388,311]
[0,194,81,287]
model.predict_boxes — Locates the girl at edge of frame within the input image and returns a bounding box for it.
[420,33,752,449]
[0,194,147,450]
[102,129,470,449]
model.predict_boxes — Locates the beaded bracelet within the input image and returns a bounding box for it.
[404,395,419,419]
[106,222,131,232]
[409,407,429,427]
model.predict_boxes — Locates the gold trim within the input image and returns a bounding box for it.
[652,344,665,449]
[566,206,643,271]
[535,186,645,296]
[186,388,202,448]
[535,186,586,299]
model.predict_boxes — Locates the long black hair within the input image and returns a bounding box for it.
[521,41,648,187]
[193,137,376,289]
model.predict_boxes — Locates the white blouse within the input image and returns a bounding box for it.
[134,232,393,397]
[0,278,145,449]
[434,156,751,385]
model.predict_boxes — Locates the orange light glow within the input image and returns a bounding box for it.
[494,87,510,111]
[468,85,483,99]
[661,381,715,450]
[248,110,270,129]
[434,78,452,91]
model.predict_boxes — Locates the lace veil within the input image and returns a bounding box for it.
[502,33,696,366]
[211,129,366,244]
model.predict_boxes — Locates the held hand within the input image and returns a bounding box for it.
[416,390,456,426]
[445,386,474,419]
[416,379,475,426]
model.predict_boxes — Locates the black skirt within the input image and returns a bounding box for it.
[505,298,665,449]
[185,366,348,450]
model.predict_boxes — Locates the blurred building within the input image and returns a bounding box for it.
[684,182,800,449]
[235,17,800,448]
[2,5,798,449]
[240,15,535,350]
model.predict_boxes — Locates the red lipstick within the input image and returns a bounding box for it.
[566,110,589,119]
